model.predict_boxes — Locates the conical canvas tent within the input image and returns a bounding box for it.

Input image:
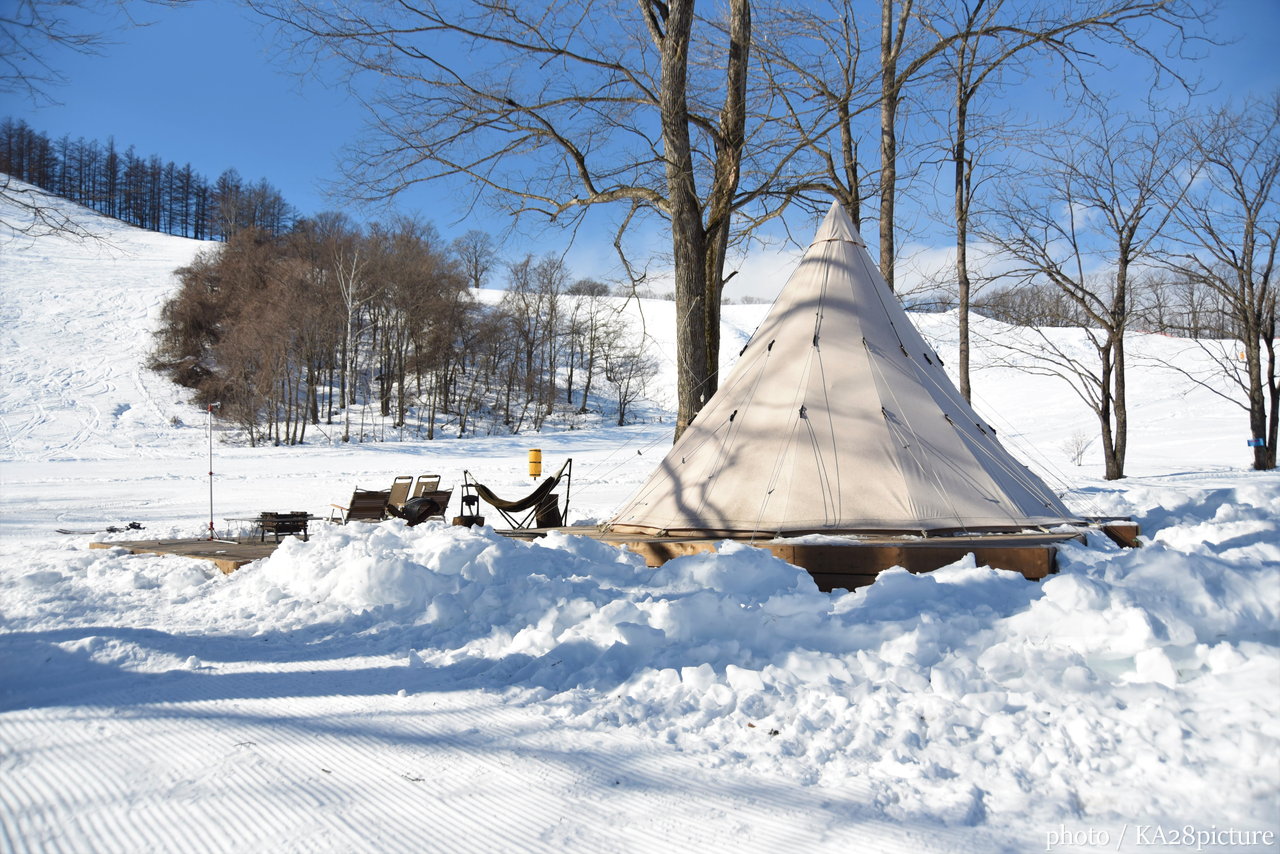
[607,202,1079,538]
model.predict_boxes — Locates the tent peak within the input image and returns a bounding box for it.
[812,201,866,248]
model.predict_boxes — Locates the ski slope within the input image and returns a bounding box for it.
[1,184,1276,853]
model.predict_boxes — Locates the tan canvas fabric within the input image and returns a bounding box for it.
[606,202,1079,537]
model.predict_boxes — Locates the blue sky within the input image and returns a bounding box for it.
[8,0,1280,299]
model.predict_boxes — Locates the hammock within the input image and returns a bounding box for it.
[465,459,572,529]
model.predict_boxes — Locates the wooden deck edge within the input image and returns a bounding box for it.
[89,540,260,574]
[611,539,1062,591]
[1087,519,1143,548]
[89,523,1101,592]
[503,528,1080,592]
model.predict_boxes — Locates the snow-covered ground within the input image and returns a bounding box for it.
[1,186,1276,853]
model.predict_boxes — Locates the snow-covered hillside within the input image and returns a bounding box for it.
[0,189,210,461]
[1,185,1276,852]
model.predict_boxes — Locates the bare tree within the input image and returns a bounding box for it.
[982,108,1189,479]
[754,0,879,228]
[317,216,372,443]
[452,229,497,290]
[931,0,1074,400]
[603,339,659,426]
[567,278,610,297]
[151,228,296,445]
[496,254,568,430]
[532,255,569,426]
[754,0,1202,300]
[928,0,1208,400]
[415,280,476,438]
[251,0,761,439]
[1165,97,1280,470]
[565,288,621,411]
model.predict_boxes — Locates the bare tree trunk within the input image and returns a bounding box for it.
[955,84,972,401]
[1266,296,1279,468]
[701,0,750,408]
[651,0,749,438]
[428,376,438,441]
[1249,327,1269,469]
[333,249,367,443]
[878,0,903,291]
[580,340,596,413]
[307,364,319,425]
[343,312,355,443]
[657,0,711,437]
[1112,287,1129,477]
[838,104,863,230]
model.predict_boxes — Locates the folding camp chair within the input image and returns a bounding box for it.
[387,476,414,514]
[329,488,392,523]
[411,474,441,499]
[388,484,454,526]
[464,459,571,529]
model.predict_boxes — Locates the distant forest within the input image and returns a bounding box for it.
[0,118,292,240]
[148,217,656,447]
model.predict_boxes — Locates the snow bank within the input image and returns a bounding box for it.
[118,474,1266,832]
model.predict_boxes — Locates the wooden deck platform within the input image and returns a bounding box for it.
[505,528,1085,591]
[89,537,279,574]
[95,521,1134,592]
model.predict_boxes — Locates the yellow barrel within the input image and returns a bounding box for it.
[528,448,542,479]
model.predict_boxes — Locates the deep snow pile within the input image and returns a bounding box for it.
[7,472,1273,839]
[211,477,1280,827]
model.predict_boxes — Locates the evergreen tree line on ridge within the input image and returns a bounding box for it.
[1,118,292,240]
